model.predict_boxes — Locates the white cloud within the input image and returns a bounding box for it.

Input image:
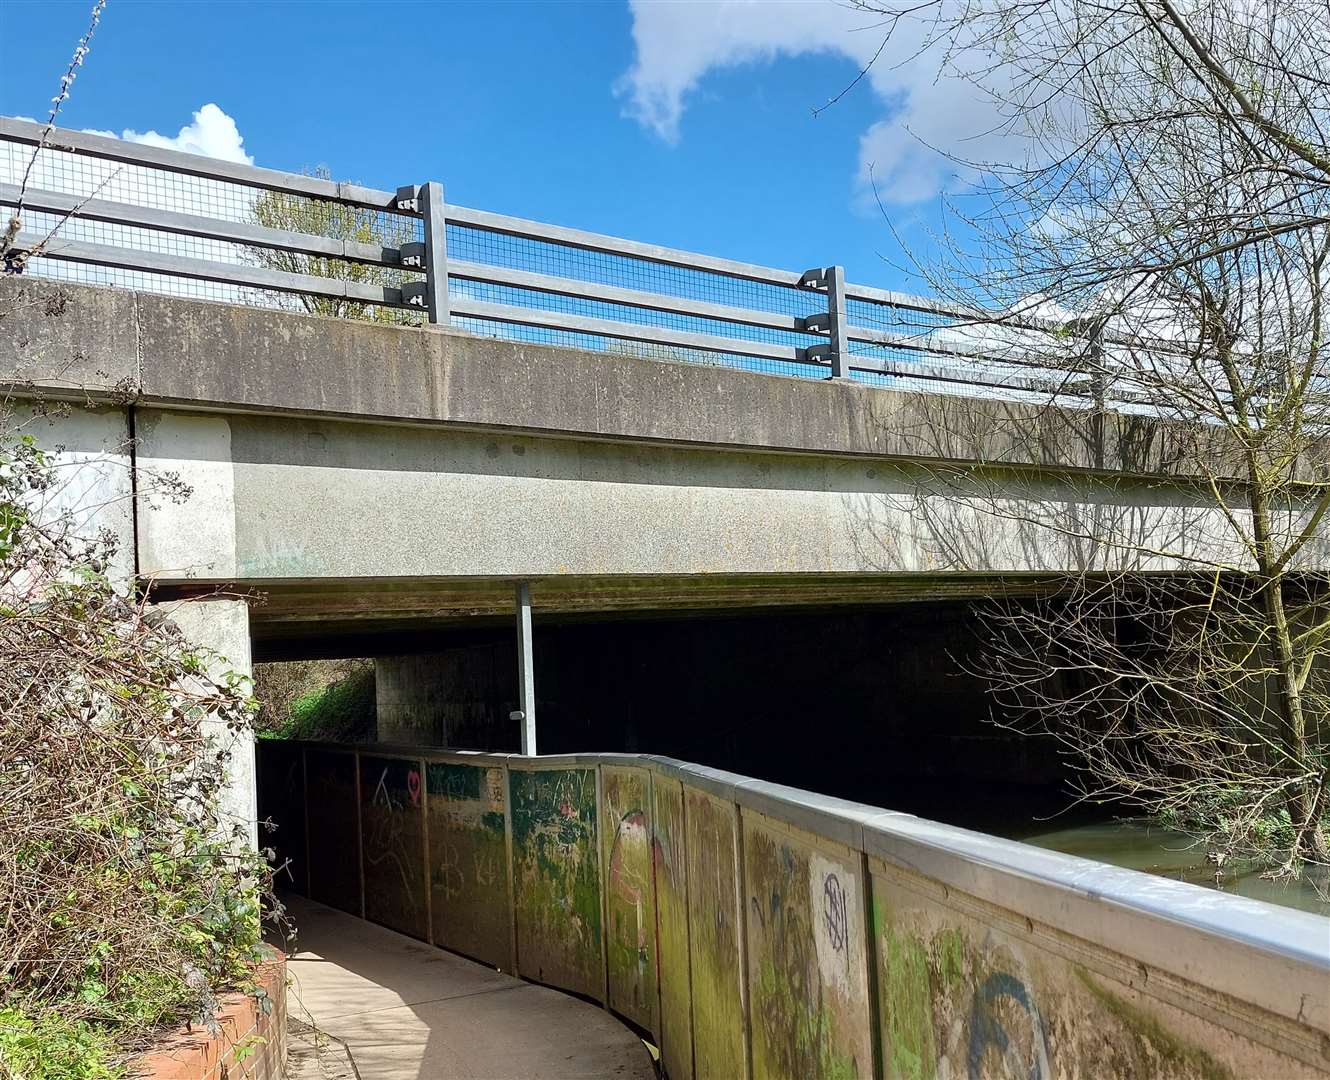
[113,103,253,165]
[1,104,256,300]
[616,0,1017,205]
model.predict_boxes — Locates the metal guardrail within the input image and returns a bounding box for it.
[0,115,1090,398]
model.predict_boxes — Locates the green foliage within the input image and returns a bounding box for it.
[254,659,375,742]
[286,668,376,741]
[0,403,275,1072]
[0,1006,121,1080]
[250,170,418,324]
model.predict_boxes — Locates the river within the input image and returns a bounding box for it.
[848,779,1330,917]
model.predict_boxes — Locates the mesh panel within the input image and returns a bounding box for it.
[1,138,423,324]
[1,133,1089,401]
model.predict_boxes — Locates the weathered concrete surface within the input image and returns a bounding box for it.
[280,893,655,1080]
[870,856,1327,1080]
[0,276,1255,479]
[260,744,1330,1080]
[133,408,1286,587]
[426,760,512,969]
[154,597,256,849]
[685,788,748,1080]
[359,754,428,940]
[375,651,472,745]
[744,814,873,1080]
[602,765,657,1033]
[653,774,694,1080]
[9,402,136,588]
[6,280,1327,640]
[0,278,138,393]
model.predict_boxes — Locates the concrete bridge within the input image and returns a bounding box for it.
[5,272,1326,810]
[6,228,1330,1080]
[5,111,1330,1080]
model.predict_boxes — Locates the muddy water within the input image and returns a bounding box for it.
[845,780,1329,917]
[1020,817,1330,916]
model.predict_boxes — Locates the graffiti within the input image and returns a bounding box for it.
[485,768,504,810]
[822,873,848,954]
[360,756,426,937]
[609,809,650,964]
[748,830,867,1079]
[436,841,464,900]
[511,768,602,997]
[967,972,1050,1080]
[472,849,498,887]
[426,762,510,968]
[602,769,656,1029]
[407,768,421,807]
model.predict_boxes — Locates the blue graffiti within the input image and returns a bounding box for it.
[967,972,1050,1080]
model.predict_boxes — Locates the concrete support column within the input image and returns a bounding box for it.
[375,654,449,745]
[155,597,257,849]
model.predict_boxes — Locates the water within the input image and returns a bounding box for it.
[1021,817,1330,917]
[838,780,1330,918]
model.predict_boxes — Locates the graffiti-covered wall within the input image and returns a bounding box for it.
[259,743,1330,1080]
[510,765,603,998]
[427,761,511,968]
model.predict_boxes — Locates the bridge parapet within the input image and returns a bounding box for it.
[259,740,1330,1079]
[1,114,1115,401]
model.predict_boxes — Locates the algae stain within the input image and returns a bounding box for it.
[1075,968,1232,1080]
[932,927,966,990]
[880,918,938,1080]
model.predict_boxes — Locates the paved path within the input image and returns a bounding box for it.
[278,894,656,1080]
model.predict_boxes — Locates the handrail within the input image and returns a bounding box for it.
[0,115,400,210]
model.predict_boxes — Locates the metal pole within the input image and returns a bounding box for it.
[825,265,850,379]
[419,181,449,326]
[514,582,537,755]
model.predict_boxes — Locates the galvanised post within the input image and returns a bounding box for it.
[419,181,449,325]
[825,264,850,378]
[398,181,449,325]
[515,582,537,755]
[800,265,851,378]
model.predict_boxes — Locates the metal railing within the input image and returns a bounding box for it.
[1,115,1083,400]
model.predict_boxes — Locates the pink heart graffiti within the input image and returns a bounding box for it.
[407,769,421,807]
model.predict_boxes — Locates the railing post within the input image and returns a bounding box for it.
[398,181,449,326]
[799,264,850,378]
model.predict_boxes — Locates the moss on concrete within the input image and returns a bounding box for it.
[1076,969,1232,1080]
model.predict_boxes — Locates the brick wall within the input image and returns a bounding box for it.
[131,950,286,1080]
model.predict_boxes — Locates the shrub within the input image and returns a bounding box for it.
[0,407,274,1074]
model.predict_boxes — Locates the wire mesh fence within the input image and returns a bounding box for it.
[0,116,1096,399]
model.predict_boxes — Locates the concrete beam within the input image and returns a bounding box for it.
[2,277,1245,480]
[132,409,1276,589]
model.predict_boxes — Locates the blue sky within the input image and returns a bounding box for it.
[0,0,999,292]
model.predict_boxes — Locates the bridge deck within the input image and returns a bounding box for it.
[277,894,655,1080]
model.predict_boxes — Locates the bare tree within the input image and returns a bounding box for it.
[851,0,1330,871]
